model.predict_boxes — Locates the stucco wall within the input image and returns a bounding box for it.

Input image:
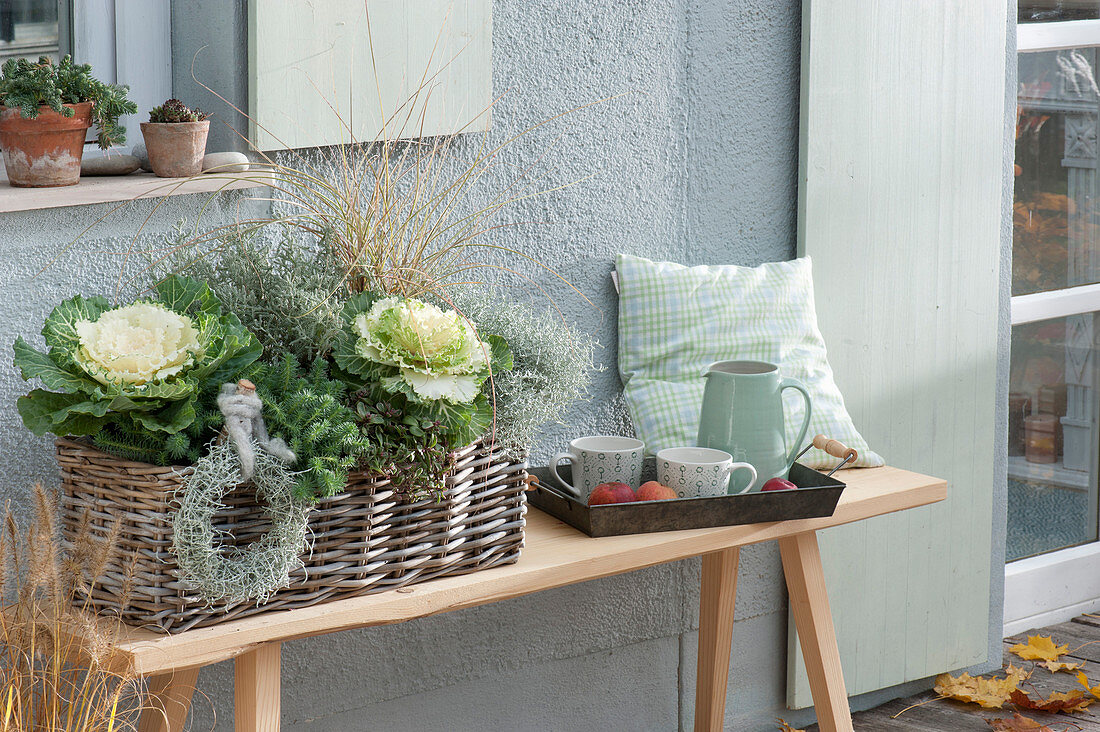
[0,1,1011,730]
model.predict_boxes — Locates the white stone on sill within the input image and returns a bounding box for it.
[131,144,154,173]
[81,153,142,176]
[202,152,250,174]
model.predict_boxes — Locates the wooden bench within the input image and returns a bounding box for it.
[110,466,944,732]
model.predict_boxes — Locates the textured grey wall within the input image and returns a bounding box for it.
[0,0,1012,730]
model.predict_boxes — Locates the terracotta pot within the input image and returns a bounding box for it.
[141,120,210,177]
[0,102,93,187]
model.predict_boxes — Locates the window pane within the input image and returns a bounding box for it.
[1020,2,1100,22]
[1015,48,1100,296]
[1007,315,1100,561]
[0,0,60,64]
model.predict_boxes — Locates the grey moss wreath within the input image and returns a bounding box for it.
[172,437,311,605]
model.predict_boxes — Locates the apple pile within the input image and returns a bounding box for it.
[587,480,678,506]
[586,476,801,506]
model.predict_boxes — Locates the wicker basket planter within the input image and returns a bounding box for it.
[56,436,527,633]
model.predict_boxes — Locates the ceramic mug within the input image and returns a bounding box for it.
[656,447,758,498]
[551,436,645,500]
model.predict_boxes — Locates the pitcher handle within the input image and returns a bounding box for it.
[780,377,813,470]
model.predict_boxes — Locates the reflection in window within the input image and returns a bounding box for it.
[1020,2,1100,23]
[1015,48,1100,295]
[0,0,59,64]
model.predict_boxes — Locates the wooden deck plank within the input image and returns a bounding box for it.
[807,614,1100,730]
[98,466,944,675]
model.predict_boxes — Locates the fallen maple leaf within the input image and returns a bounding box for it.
[1011,635,1070,663]
[985,712,1055,731]
[1075,671,1100,700]
[1010,688,1092,714]
[775,719,804,732]
[1039,659,1084,673]
[935,666,1030,709]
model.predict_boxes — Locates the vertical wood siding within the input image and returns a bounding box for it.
[248,0,491,150]
[792,0,1006,708]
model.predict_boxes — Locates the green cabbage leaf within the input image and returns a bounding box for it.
[14,275,261,438]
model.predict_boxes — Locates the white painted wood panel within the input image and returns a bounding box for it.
[791,0,1006,709]
[114,0,171,142]
[247,0,491,151]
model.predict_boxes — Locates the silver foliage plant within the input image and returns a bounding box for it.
[164,227,346,364]
[449,288,599,455]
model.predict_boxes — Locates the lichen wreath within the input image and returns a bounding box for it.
[171,384,311,605]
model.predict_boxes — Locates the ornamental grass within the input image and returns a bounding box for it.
[0,485,146,731]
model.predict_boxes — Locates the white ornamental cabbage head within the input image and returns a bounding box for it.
[353,297,488,403]
[74,302,202,385]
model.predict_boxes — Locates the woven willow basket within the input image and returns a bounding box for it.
[55,436,528,632]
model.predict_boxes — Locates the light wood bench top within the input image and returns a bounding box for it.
[111,466,945,675]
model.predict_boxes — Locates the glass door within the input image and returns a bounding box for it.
[1006,8,1100,633]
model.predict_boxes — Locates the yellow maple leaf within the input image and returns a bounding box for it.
[934,665,1029,709]
[1010,635,1068,663]
[775,719,804,732]
[1039,659,1083,673]
[1076,671,1100,700]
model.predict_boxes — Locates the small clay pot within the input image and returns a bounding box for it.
[0,102,93,187]
[140,120,210,177]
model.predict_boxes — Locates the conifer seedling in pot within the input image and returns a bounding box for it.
[141,98,210,178]
[0,55,136,187]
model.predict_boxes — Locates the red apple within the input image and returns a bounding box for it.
[761,477,798,492]
[636,481,678,501]
[588,481,637,505]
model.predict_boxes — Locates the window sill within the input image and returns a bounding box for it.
[0,169,265,215]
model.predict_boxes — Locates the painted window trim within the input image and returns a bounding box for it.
[1019,19,1100,53]
[1011,283,1100,325]
[1004,542,1100,635]
[1004,17,1100,633]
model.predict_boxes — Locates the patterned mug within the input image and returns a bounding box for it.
[551,436,645,501]
[656,447,758,498]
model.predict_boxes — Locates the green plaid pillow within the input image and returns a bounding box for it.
[616,253,883,470]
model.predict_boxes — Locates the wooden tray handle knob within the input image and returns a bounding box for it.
[812,434,857,462]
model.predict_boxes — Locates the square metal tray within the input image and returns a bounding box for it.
[527,459,845,537]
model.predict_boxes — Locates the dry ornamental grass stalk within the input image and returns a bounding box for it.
[0,485,147,731]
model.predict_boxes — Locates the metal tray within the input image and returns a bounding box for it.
[527,459,845,537]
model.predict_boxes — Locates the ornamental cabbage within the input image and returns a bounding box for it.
[352,297,488,404]
[335,293,513,447]
[75,302,201,385]
[14,275,261,438]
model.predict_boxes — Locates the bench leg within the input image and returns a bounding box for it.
[235,642,282,732]
[779,531,853,732]
[694,546,740,732]
[138,666,200,732]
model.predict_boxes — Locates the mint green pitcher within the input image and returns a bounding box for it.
[696,360,813,493]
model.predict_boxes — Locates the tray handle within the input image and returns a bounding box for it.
[526,474,582,504]
[812,434,858,463]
